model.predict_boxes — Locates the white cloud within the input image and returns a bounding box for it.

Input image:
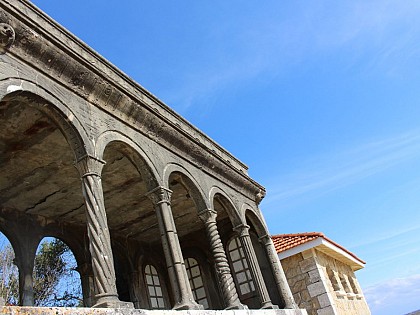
[263,130,420,205]
[365,274,420,315]
[168,0,420,111]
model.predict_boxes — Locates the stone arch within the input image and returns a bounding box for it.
[96,131,161,190]
[209,186,242,227]
[39,228,87,274]
[0,78,92,159]
[163,163,209,212]
[242,206,269,237]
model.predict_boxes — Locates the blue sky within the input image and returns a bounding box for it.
[29,1,420,314]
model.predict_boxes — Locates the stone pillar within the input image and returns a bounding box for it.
[234,224,276,309]
[75,155,132,309]
[259,234,297,309]
[15,234,39,306]
[77,263,95,307]
[198,209,246,310]
[128,271,141,309]
[16,257,35,306]
[146,186,202,310]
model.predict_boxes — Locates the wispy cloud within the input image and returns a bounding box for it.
[167,0,420,112]
[263,130,420,205]
[365,274,420,315]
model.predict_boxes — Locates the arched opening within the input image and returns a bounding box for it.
[226,236,257,308]
[0,92,90,307]
[0,232,18,305]
[167,171,220,309]
[211,192,258,308]
[33,237,82,307]
[101,141,161,306]
[245,209,284,308]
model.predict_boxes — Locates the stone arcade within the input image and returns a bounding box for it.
[0,1,306,314]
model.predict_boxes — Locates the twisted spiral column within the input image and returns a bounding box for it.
[146,186,202,310]
[76,155,132,308]
[234,224,276,309]
[198,209,246,310]
[259,234,297,309]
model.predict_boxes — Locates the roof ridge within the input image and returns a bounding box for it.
[272,232,365,265]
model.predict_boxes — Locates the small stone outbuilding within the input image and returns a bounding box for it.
[273,233,371,315]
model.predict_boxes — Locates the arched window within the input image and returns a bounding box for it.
[184,257,208,309]
[144,264,166,309]
[227,237,255,296]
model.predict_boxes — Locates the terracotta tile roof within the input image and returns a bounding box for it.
[272,232,365,264]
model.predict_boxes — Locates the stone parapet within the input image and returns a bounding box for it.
[0,307,308,315]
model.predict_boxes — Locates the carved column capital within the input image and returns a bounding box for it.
[75,155,106,178]
[146,186,172,206]
[234,224,250,237]
[197,209,217,223]
[0,23,15,54]
[258,234,272,245]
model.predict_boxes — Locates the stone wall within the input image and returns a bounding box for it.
[281,251,327,315]
[315,250,370,315]
[281,248,371,315]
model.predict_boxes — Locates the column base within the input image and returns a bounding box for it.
[173,299,203,310]
[225,303,248,310]
[93,294,134,309]
[261,302,279,310]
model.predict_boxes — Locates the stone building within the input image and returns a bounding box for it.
[0,0,306,314]
[273,233,371,315]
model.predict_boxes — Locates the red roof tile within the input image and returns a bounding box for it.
[272,232,365,264]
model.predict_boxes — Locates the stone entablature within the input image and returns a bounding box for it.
[0,0,263,202]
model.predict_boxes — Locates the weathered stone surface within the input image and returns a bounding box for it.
[0,307,308,315]
[299,258,318,274]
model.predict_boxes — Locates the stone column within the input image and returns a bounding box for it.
[259,234,297,309]
[77,263,95,307]
[75,155,132,309]
[234,224,276,309]
[16,256,35,306]
[128,271,141,309]
[15,234,39,306]
[146,186,201,310]
[198,209,246,310]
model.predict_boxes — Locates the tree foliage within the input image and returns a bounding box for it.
[0,237,82,307]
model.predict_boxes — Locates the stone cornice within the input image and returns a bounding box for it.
[0,0,266,201]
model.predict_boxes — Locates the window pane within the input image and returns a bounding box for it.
[236,271,246,283]
[193,276,203,287]
[230,249,240,261]
[151,298,158,308]
[153,275,160,285]
[233,260,243,272]
[191,266,200,277]
[146,275,153,285]
[200,298,209,309]
[240,283,251,295]
[196,287,206,299]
